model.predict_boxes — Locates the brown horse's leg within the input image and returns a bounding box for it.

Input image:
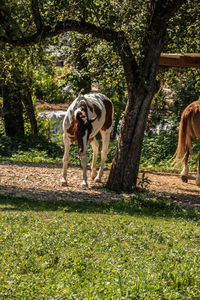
[181,149,189,183]
[196,153,200,186]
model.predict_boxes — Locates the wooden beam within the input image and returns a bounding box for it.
[159,53,200,68]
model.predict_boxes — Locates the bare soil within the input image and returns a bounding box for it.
[0,162,200,210]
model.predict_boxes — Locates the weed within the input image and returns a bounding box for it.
[137,171,151,189]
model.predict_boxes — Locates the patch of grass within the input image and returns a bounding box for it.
[0,194,199,299]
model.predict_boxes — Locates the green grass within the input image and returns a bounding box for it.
[0,195,199,299]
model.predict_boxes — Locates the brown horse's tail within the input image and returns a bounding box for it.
[171,112,192,166]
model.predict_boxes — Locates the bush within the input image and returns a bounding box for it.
[170,70,200,119]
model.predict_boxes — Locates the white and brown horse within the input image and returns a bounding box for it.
[61,93,114,186]
[172,98,200,185]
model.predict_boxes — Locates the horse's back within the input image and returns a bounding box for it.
[63,93,113,134]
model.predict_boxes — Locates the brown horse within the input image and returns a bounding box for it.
[172,98,200,185]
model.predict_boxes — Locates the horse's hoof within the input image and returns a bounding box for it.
[82,181,88,187]
[181,175,188,183]
[95,177,101,183]
[196,180,200,186]
[61,179,68,186]
[91,170,97,180]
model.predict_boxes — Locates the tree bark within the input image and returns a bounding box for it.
[107,83,159,191]
[3,84,24,136]
[22,91,38,135]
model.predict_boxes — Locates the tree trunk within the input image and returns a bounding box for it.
[107,27,163,191]
[22,91,38,135]
[107,83,158,191]
[2,84,24,136]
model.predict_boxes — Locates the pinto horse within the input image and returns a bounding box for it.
[172,98,200,185]
[61,93,114,186]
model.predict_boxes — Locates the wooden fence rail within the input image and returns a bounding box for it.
[159,53,200,68]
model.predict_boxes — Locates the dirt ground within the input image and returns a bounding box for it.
[1,161,200,210]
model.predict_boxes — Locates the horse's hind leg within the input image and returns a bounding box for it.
[181,149,189,183]
[95,129,111,182]
[61,132,71,186]
[196,153,200,186]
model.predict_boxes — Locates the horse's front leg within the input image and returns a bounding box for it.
[181,149,189,183]
[90,138,99,180]
[61,132,71,186]
[196,153,200,186]
[81,154,88,186]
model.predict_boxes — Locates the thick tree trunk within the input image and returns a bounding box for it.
[107,83,158,191]
[2,84,24,136]
[107,24,163,191]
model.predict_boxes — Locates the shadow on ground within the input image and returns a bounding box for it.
[0,189,199,222]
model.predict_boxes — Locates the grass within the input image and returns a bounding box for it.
[0,195,199,299]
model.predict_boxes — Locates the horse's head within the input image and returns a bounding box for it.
[74,104,96,157]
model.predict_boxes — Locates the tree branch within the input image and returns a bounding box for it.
[0,5,21,40]
[31,0,43,33]
[0,18,122,45]
[142,0,187,86]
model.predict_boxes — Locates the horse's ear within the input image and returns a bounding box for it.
[90,116,97,123]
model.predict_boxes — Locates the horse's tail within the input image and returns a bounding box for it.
[171,111,192,166]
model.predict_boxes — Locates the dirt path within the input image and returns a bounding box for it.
[0,162,200,210]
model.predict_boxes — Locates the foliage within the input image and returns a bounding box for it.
[0,194,199,299]
[0,130,116,166]
[0,133,63,164]
[169,70,200,119]
[141,128,178,170]
[146,88,169,134]
[166,0,200,53]
[0,112,50,161]
[34,68,64,103]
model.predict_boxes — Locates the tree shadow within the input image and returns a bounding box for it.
[141,170,200,209]
[0,162,199,220]
[145,188,200,210]
[0,188,199,221]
